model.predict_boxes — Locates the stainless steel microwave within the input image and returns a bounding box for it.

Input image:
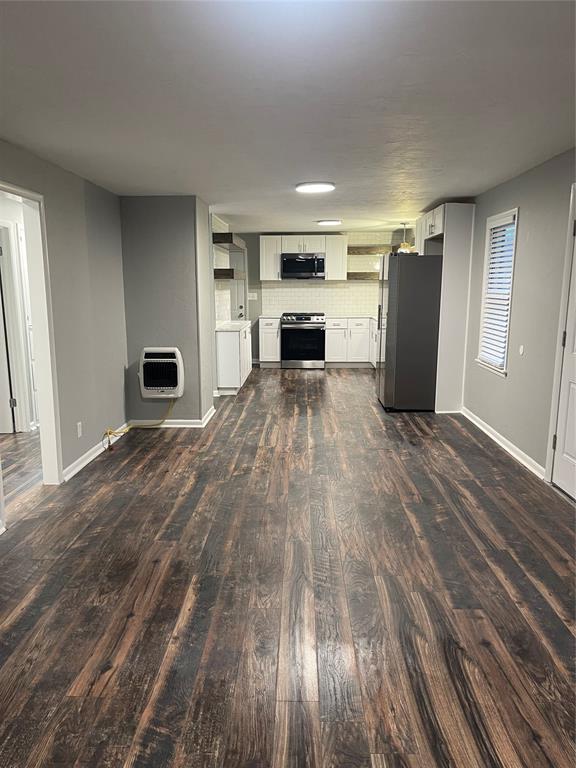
[281,253,325,280]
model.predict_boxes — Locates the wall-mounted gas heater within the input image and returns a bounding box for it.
[139,347,184,399]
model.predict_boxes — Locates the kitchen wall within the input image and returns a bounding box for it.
[464,148,575,469]
[261,281,380,317]
[121,196,206,422]
[0,139,127,472]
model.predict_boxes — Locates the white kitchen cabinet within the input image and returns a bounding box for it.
[325,235,348,281]
[259,318,280,362]
[418,204,445,242]
[379,252,390,280]
[348,320,370,362]
[325,328,348,362]
[303,235,326,252]
[280,234,326,253]
[432,205,445,237]
[240,325,252,383]
[281,235,302,253]
[260,235,282,281]
[325,318,371,363]
[369,319,378,368]
[216,321,252,393]
[415,217,425,254]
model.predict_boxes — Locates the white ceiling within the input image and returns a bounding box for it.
[0,1,573,232]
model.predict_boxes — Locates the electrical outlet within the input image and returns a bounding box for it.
[77,421,83,438]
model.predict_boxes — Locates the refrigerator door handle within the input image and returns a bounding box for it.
[377,304,382,331]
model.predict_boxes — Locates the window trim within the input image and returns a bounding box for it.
[476,208,519,376]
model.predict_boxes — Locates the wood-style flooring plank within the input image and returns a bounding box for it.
[0,369,573,768]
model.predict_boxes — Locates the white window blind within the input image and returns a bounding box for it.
[477,210,518,374]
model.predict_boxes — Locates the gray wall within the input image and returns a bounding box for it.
[464,148,575,467]
[243,233,262,360]
[121,196,207,422]
[121,196,214,420]
[0,139,127,469]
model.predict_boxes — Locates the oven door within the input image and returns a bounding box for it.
[281,325,325,368]
[281,254,320,279]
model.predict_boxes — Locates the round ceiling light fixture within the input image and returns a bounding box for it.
[295,181,335,194]
[316,219,342,226]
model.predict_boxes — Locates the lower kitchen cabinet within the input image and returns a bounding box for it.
[325,327,348,362]
[259,318,281,362]
[325,318,371,363]
[216,321,252,393]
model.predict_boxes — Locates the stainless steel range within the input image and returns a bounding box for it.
[280,312,326,369]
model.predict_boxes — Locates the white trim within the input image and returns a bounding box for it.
[215,388,239,396]
[461,204,476,410]
[212,389,220,398]
[477,208,519,375]
[461,406,545,479]
[474,358,508,378]
[545,183,576,481]
[435,410,462,414]
[63,423,127,482]
[0,182,63,485]
[129,406,216,429]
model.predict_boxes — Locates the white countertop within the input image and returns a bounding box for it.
[215,320,251,332]
[258,314,377,320]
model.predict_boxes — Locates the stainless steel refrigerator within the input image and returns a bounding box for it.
[376,253,442,411]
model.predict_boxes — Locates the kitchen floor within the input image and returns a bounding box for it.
[0,369,573,767]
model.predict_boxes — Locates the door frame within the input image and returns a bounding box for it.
[0,181,63,489]
[545,182,576,482]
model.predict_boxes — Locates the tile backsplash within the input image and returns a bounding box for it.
[215,281,232,321]
[261,281,382,317]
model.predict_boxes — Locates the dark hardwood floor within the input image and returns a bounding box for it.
[0,430,42,517]
[0,369,574,767]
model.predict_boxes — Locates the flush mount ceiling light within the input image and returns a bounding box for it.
[295,182,335,194]
[316,219,342,226]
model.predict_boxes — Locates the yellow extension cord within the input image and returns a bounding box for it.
[103,399,175,449]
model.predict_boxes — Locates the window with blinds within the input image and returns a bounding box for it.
[477,209,518,374]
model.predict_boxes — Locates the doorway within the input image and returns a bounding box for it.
[0,185,61,529]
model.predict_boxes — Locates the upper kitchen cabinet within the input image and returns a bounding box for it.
[419,204,445,242]
[281,234,326,253]
[325,235,348,280]
[304,234,326,252]
[259,235,282,281]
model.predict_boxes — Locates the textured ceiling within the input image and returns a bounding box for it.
[0,1,573,231]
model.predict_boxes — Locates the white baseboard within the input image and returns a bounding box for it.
[461,407,545,479]
[435,409,462,414]
[213,390,220,398]
[216,388,240,396]
[129,406,216,430]
[63,422,127,482]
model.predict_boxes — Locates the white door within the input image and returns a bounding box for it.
[281,235,302,253]
[260,236,281,281]
[260,328,280,362]
[348,326,370,362]
[325,328,348,362]
[0,265,13,434]
[325,235,348,281]
[553,237,576,498]
[302,235,326,253]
